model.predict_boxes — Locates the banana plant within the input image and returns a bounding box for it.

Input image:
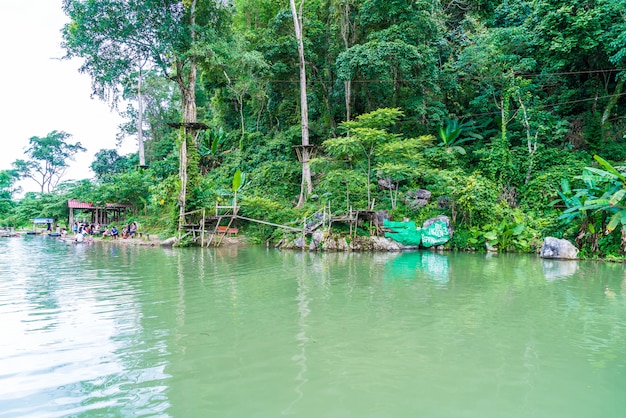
[198,128,226,173]
[556,155,626,250]
[581,155,626,233]
[555,173,602,248]
[437,119,480,155]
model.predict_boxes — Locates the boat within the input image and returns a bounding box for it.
[0,228,20,238]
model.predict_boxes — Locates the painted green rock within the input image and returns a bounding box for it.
[421,220,450,248]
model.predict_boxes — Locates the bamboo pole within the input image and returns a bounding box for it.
[235,215,301,232]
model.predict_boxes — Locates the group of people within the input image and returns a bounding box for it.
[72,221,138,242]
[72,221,98,243]
[102,222,138,239]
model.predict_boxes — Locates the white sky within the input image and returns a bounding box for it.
[0,0,135,194]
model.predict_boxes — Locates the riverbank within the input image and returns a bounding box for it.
[96,233,247,247]
[42,228,626,263]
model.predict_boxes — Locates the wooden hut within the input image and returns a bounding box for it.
[67,199,132,226]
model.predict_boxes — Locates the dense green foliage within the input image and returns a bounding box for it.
[3,0,626,258]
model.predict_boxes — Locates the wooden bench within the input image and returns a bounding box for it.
[216,226,239,235]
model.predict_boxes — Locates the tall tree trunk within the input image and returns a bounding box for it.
[517,96,538,184]
[337,0,355,121]
[290,0,313,208]
[344,80,351,121]
[177,0,198,229]
[137,65,145,167]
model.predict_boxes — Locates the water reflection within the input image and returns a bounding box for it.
[541,259,579,281]
[0,238,172,417]
[382,251,450,285]
[284,258,311,415]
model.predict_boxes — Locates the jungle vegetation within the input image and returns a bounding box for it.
[2,0,626,258]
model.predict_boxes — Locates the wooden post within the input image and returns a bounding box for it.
[201,208,206,247]
[328,201,331,229]
[302,217,306,250]
[349,206,353,238]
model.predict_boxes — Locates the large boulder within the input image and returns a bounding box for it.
[421,215,454,248]
[422,215,453,235]
[540,237,579,260]
[370,236,403,251]
[421,221,451,248]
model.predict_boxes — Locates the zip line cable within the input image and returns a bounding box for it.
[234,68,626,84]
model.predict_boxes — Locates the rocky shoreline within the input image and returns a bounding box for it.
[53,225,581,261]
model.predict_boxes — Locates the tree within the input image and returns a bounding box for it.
[331,0,360,121]
[289,0,313,208]
[336,0,442,118]
[91,149,137,181]
[531,0,626,139]
[220,47,270,146]
[0,169,20,219]
[62,0,233,226]
[13,131,86,193]
[324,108,403,208]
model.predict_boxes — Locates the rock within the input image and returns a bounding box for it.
[160,237,178,247]
[309,230,324,251]
[383,220,422,246]
[378,177,396,190]
[350,236,403,251]
[322,236,350,252]
[421,215,454,248]
[294,236,306,249]
[374,210,390,226]
[421,220,451,248]
[438,197,451,209]
[485,242,498,252]
[422,215,454,237]
[540,237,579,260]
[405,189,432,209]
[306,213,324,229]
[370,236,403,251]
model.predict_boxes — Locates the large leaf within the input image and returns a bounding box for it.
[512,224,525,235]
[581,167,618,181]
[560,178,571,195]
[232,169,243,192]
[594,155,626,183]
[607,211,623,232]
[450,146,466,155]
[609,188,626,206]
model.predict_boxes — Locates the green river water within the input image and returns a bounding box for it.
[1,236,626,417]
